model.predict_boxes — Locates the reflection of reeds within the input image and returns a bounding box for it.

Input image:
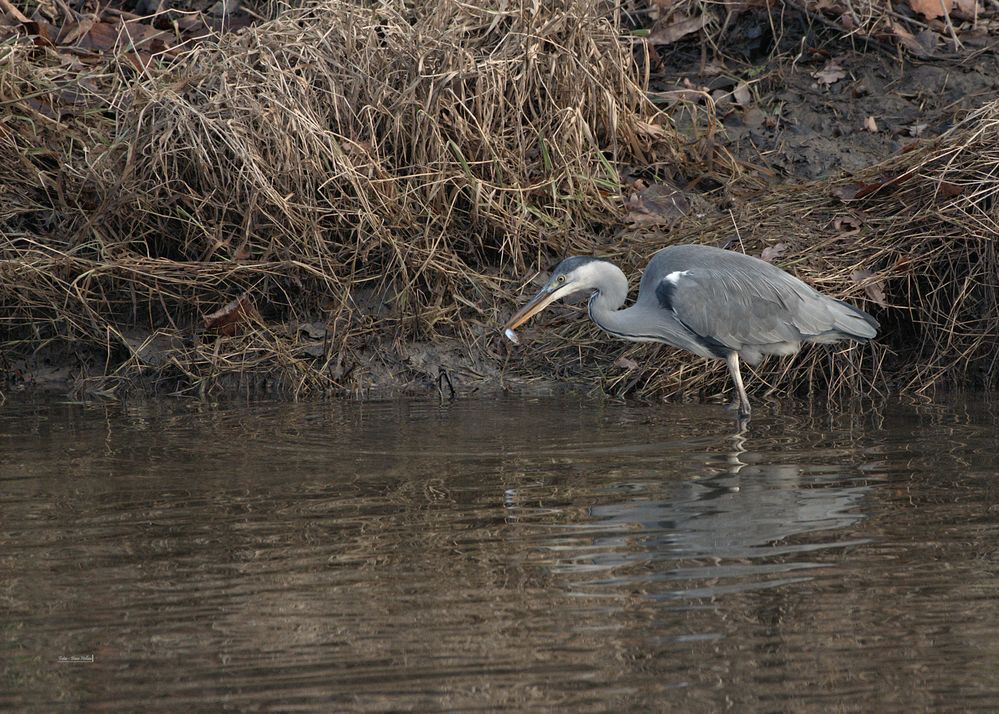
[2,1,998,401]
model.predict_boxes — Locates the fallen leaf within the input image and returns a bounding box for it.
[298,321,328,340]
[25,97,59,121]
[732,81,752,107]
[909,0,952,20]
[75,21,121,52]
[208,0,241,16]
[299,340,327,358]
[648,0,673,20]
[937,181,964,198]
[21,20,56,47]
[58,16,95,45]
[831,182,871,201]
[890,21,931,57]
[863,115,878,133]
[851,270,888,307]
[742,107,766,128]
[831,169,917,201]
[914,29,939,55]
[812,60,846,85]
[203,293,261,335]
[625,181,691,227]
[614,356,639,371]
[760,242,787,263]
[833,216,862,235]
[647,14,709,45]
[952,0,978,16]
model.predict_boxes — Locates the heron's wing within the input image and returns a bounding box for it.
[653,267,837,350]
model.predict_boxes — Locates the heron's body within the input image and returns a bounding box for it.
[504,245,879,417]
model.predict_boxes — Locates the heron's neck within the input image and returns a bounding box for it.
[586,261,630,333]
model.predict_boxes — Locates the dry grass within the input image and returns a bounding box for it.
[3,0,701,396]
[2,0,998,403]
[515,99,999,404]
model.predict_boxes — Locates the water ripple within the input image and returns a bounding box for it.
[2,396,999,710]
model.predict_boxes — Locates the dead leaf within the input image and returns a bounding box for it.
[647,14,709,45]
[937,181,964,198]
[863,116,878,133]
[76,21,121,52]
[831,183,868,201]
[909,0,952,20]
[732,81,752,107]
[203,293,260,335]
[625,181,691,227]
[25,97,59,121]
[21,20,56,47]
[760,242,787,263]
[812,60,846,86]
[648,0,673,20]
[298,321,328,340]
[890,21,931,57]
[952,0,978,16]
[851,270,888,307]
[831,169,917,201]
[614,356,639,371]
[58,16,95,45]
[915,29,939,55]
[743,107,767,128]
[208,0,241,16]
[299,340,327,358]
[833,216,862,235]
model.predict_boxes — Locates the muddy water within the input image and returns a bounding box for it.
[3,396,999,711]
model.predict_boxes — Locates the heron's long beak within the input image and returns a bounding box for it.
[504,284,569,332]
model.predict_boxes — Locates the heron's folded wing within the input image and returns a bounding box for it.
[655,268,837,350]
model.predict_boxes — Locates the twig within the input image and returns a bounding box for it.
[939,0,964,51]
[0,0,30,23]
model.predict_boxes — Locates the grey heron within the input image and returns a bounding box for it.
[503,244,879,417]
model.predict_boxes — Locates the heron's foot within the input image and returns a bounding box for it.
[724,398,751,420]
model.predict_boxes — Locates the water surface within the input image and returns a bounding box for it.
[3,396,999,710]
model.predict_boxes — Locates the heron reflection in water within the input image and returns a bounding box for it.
[504,245,879,417]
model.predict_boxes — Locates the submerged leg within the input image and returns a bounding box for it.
[725,352,752,418]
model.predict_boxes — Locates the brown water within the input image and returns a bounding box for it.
[2,396,999,711]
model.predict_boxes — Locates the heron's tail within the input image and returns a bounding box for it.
[830,299,879,340]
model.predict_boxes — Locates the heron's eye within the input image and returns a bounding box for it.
[556,275,566,284]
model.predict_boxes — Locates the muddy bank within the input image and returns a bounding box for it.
[2,0,999,402]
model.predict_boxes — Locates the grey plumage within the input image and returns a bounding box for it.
[503,244,879,418]
[637,245,877,364]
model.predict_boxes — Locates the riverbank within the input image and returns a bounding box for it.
[3,0,998,402]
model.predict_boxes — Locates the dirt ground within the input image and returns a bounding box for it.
[653,10,999,182]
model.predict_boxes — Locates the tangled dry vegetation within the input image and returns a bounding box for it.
[1,0,998,403]
[2,0,699,395]
[546,99,999,405]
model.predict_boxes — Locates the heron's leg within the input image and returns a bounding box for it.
[725,352,751,418]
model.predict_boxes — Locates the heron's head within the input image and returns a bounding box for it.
[503,257,602,333]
